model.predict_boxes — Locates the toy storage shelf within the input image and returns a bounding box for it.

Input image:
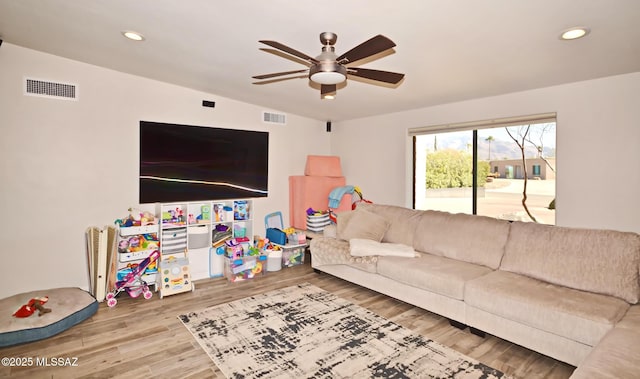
[116,224,160,292]
[157,200,253,281]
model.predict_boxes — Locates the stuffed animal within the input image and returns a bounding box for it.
[13,296,52,318]
[128,207,156,225]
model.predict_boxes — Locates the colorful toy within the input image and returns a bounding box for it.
[226,255,267,282]
[254,237,269,250]
[159,252,193,298]
[106,250,160,307]
[161,208,186,225]
[252,262,263,275]
[306,207,327,216]
[201,204,211,221]
[118,239,129,253]
[118,233,159,253]
[327,185,373,223]
[114,207,157,227]
[213,224,232,246]
[227,244,244,259]
[13,296,51,318]
[234,200,249,220]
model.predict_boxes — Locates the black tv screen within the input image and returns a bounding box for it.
[139,121,268,203]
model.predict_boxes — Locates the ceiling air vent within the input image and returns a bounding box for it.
[262,111,287,125]
[24,78,78,100]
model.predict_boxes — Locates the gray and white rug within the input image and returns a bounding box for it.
[178,283,508,379]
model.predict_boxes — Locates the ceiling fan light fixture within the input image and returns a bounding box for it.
[310,71,346,85]
[309,62,347,85]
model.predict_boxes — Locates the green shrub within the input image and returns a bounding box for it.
[425,149,489,189]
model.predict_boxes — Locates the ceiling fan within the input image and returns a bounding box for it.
[252,32,405,99]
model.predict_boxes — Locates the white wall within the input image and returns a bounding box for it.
[331,72,640,234]
[2,42,638,299]
[0,44,330,299]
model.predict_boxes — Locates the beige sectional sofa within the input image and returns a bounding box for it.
[309,203,640,378]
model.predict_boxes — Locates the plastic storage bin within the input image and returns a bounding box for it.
[276,243,307,268]
[223,254,267,282]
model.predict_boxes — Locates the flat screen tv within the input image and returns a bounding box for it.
[139,121,268,203]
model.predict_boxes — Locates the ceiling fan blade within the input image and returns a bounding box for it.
[252,75,307,85]
[259,48,311,67]
[259,40,318,64]
[252,69,309,80]
[347,67,405,84]
[321,84,337,95]
[337,35,396,64]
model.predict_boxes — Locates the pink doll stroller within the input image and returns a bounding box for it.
[106,250,160,307]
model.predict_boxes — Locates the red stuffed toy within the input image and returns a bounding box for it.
[13,296,52,318]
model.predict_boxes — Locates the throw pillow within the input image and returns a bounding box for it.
[337,209,390,242]
[350,238,418,257]
[335,211,355,240]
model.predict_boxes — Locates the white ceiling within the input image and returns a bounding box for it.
[1,0,639,121]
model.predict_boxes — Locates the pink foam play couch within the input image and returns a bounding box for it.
[289,155,352,230]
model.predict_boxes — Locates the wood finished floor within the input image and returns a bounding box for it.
[0,258,576,379]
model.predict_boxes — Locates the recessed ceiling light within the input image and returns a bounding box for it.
[122,31,145,41]
[560,27,590,40]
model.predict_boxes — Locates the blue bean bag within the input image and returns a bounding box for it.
[0,287,98,347]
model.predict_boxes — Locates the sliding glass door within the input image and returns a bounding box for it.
[413,120,556,224]
[414,130,475,215]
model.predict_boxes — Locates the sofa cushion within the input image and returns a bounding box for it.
[356,203,423,246]
[336,209,390,242]
[413,211,511,269]
[349,238,418,258]
[465,271,629,346]
[501,221,640,304]
[377,253,493,300]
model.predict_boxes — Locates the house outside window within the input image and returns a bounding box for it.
[411,114,556,224]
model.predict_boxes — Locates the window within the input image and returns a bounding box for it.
[533,165,541,176]
[410,114,556,224]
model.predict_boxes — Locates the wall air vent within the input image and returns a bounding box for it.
[262,111,287,125]
[24,78,78,100]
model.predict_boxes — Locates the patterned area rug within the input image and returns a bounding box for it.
[178,283,508,379]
